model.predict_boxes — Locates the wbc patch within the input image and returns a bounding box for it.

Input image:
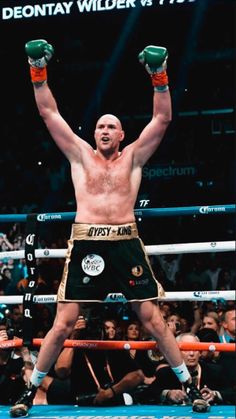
[81,254,105,276]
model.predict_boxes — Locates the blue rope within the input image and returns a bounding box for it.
[0,204,235,223]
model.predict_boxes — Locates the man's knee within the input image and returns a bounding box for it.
[53,319,75,337]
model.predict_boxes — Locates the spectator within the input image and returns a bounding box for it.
[203,255,221,290]
[0,319,36,405]
[7,305,23,337]
[196,328,221,364]
[101,319,119,340]
[51,316,144,406]
[123,320,156,385]
[12,235,25,251]
[159,302,172,321]
[141,332,228,407]
[157,254,182,287]
[34,305,54,338]
[32,315,144,406]
[217,268,235,291]
[0,233,14,252]
[201,311,221,335]
[189,303,203,334]
[7,224,24,248]
[166,313,182,337]
[0,267,15,295]
[219,307,236,343]
[185,256,212,291]
[179,316,191,333]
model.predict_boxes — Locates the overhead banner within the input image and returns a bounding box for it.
[1,0,197,21]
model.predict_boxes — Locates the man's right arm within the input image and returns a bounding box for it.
[25,39,87,161]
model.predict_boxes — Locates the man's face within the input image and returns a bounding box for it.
[94,114,124,154]
[181,336,200,370]
[223,310,236,337]
[182,349,200,368]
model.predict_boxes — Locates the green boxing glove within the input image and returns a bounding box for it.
[25,39,54,68]
[25,39,54,85]
[138,45,169,91]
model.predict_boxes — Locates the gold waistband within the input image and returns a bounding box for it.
[70,223,139,241]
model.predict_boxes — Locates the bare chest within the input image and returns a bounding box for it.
[85,162,130,194]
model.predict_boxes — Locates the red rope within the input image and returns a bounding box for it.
[1,338,235,352]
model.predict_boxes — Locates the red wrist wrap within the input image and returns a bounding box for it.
[151,70,168,87]
[30,66,47,84]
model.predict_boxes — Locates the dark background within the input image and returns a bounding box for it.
[0,0,235,244]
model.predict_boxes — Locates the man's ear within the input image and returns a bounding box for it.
[120,130,125,142]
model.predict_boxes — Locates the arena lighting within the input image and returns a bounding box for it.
[82,4,142,128]
[1,0,197,21]
[172,0,210,111]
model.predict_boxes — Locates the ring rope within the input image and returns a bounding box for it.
[0,209,234,346]
[0,241,235,261]
[0,290,234,305]
[1,339,235,352]
[0,204,235,223]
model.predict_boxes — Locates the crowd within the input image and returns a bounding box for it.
[0,228,235,407]
[0,227,235,408]
[0,300,235,407]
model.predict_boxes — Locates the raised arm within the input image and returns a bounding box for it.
[132,45,172,167]
[25,39,87,162]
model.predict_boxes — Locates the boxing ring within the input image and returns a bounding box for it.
[0,204,235,418]
[0,403,235,419]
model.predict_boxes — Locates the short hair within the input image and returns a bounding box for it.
[176,332,200,342]
[220,307,236,322]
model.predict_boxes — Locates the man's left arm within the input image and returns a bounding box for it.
[133,45,172,167]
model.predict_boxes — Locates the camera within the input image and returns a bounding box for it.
[6,326,23,340]
[6,328,15,340]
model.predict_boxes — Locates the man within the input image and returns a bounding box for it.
[139,333,228,406]
[10,39,209,417]
[219,307,236,343]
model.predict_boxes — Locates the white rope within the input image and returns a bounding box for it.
[146,241,235,255]
[0,290,235,305]
[0,240,235,260]
[0,241,234,304]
